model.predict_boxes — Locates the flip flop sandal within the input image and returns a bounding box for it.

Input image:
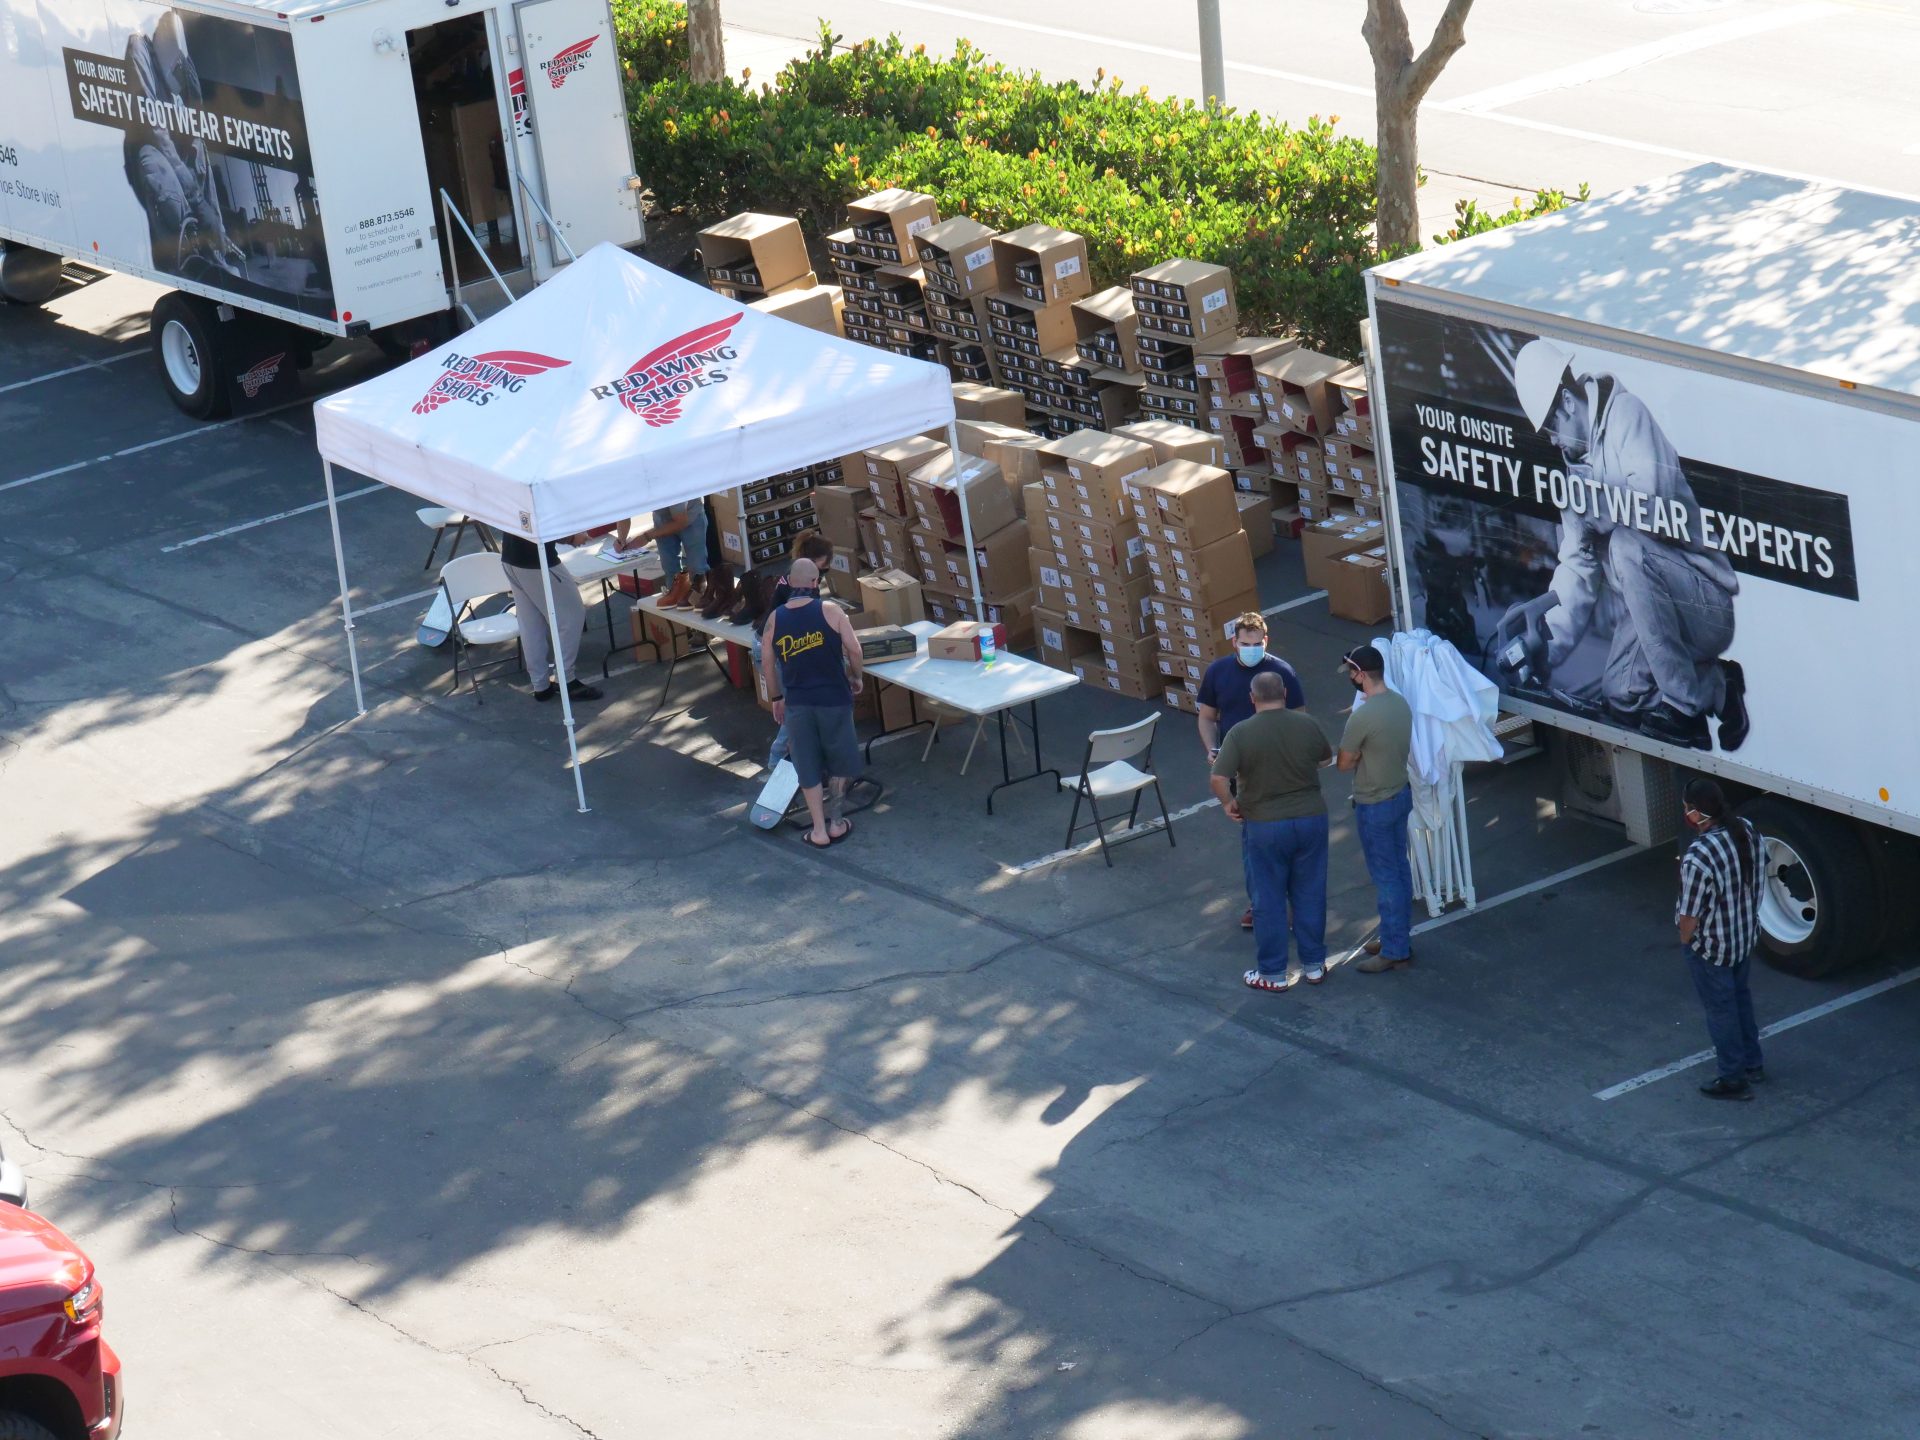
[801,831,835,849]
[827,819,854,844]
[1243,968,1299,993]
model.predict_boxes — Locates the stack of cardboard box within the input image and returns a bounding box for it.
[914,216,1001,384]
[1028,431,1160,697]
[905,451,1037,645]
[1130,259,1237,429]
[983,226,1096,439]
[697,213,816,301]
[854,435,948,578]
[709,458,844,572]
[1193,336,1293,488]
[828,189,941,362]
[1120,459,1260,714]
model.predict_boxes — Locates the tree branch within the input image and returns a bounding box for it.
[1401,0,1476,102]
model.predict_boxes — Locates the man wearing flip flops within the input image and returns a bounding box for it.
[1210,671,1334,992]
[762,559,864,848]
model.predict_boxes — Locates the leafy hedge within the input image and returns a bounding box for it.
[616,2,1576,354]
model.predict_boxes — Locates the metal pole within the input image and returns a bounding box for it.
[322,460,367,716]
[1197,0,1226,108]
[537,546,592,814]
[946,422,985,618]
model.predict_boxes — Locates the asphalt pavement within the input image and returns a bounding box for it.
[8,108,1920,1438]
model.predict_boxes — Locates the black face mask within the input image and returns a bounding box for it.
[1348,669,1366,692]
[790,583,819,597]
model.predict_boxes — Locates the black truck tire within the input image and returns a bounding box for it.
[0,1411,61,1440]
[1738,796,1883,979]
[151,290,232,420]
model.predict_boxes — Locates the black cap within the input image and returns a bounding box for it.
[1340,644,1385,675]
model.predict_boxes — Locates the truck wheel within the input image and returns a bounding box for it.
[0,1412,60,1440]
[151,291,232,420]
[1739,796,1882,978]
[0,245,64,306]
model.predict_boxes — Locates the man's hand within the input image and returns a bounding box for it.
[1223,798,1244,822]
[1494,594,1557,682]
[771,699,786,725]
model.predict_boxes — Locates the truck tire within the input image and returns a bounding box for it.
[0,245,64,306]
[0,1412,60,1440]
[151,290,232,420]
[1739,796,1883,978]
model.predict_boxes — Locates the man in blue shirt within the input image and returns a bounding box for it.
[1197,611,1305,929]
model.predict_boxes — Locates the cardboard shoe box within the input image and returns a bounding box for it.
[813,482,875,552]
[847,187,940,263]
[1040,429,1158,508]
[858,568,927,626]
[915,215,1000,296]
[856,624,920,661]
[1124,459,1241,546]
[697,212,812,295]
[1256,349,1349,436]
[1301,517,1387,590]
[1147,530,1257,606]
[993,224,1093,305]
[1130,258,1239,341]
[1237,490,1275,559]
[1111,418,1224,469]
[1327,551,1393,625]
[951,381,1027,426]
[928,619,1009,662]
[863,437,949,515]
[907,453,1018,543]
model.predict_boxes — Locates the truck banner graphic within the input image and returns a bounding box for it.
[1376,300,1862,758]
[59,11,331,317]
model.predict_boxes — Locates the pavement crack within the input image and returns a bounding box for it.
[1089,1051,1295,1156]
[168,1187,373,1267]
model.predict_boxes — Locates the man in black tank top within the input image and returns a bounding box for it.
[760,559,865,847]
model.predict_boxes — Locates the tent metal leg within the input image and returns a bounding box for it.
[946,421,985,619]
[538,550,592,814]
[322,461,367,716]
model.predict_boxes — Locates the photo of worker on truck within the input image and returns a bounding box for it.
[58,6,331,316]
[1377,300,1860,761]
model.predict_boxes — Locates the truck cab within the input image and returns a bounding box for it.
[0,1200,123,1440]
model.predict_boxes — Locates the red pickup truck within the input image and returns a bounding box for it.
[0,1155,123,1440]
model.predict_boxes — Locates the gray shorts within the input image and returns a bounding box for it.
[785,703,861,789]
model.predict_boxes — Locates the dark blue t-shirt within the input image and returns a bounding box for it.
[1198,655,1304,736]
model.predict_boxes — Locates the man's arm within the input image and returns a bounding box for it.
[1335,710,1362,772]
[1282,663,1305,710]
[1196,703,1222,756]
[761,612,784,720]
[1208,773,1240,820]
[1675,856,1709,947]
[828,604,864,687]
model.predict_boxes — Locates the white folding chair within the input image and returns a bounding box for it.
[438,552,522,701]
[418,506,493,571]
[1058,713,1175,865]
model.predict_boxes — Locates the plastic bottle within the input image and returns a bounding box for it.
[980,630,997,667]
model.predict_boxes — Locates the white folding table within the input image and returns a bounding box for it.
[630,593,761,710]
[560,542,665,678]
[865,621,1080,813]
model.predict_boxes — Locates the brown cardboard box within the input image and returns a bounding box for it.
[858,568,926,625]
[1301,517,1386,590]
[1130,258,1238,340]
[1327,552,1393,624]
[993,224,1093,305]
[1040,429,1158,502]
[928,620,1008,662]
[1150,588,1261,650]
[863,436,948,484]
[1024,487,1054,551]
[847,187,940,259]
[1237,491,1275,559]
[697,212,812,293]
[1046,508,1139,562]
[1147,530,1257,605]
[1034,608,1101,672]
[1271,503,1305,540]
[1256,349,1348,436]
[1071,286,1141,373]
[826,545,866,601]
[915,215,1000,295]
[1097,629,1160,681]
[1193,335,1295,390]
[952,381,1026,426]
[965,521,1034,603]
[1111,418,1224,468]
[1041,467,1132,530]
[856,624,919,661]
[813,483,874,552]
[1124,459,1241,546]
[866,510,914,568]
[749,283,843,336]
[907,453,1018,543]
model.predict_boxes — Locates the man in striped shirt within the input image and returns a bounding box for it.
[1675,778,1766,1100]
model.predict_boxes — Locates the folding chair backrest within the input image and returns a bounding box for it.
[440,551,510,610]
[1087,713,1158,766]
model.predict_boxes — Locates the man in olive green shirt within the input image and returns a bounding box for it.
[1336,645,1416,972]
[1210,671,1333,991]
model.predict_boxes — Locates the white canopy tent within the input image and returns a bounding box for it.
[313,242,959,811]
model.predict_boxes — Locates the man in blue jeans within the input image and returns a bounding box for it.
[617,499,709,609]
[1336,646,1416,973]
[1675,777,1766,1099]
[1210,672,1333,992]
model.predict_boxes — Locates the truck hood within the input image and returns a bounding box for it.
[0,1204,90,1308]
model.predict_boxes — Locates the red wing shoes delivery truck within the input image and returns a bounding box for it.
[1366,164,1920,977]
[0,0,644,415]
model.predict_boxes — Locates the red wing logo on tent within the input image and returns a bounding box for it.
[412,349,571,415]
[591,314,743,427]
[237,353,285,398]
[539,35,597,88]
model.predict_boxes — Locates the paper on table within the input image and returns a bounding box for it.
[599,537,652,562]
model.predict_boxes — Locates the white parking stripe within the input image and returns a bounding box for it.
[357,587,438,616]
[0,351,141,396]
[0,397,310,494]
[1004,797,1221,875]
[1263,590,1327,616]
[160,482,384,553]
[1594,966,1920,1101]
[1412,844,1648,935]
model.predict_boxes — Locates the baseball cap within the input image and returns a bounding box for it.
[1340,644,1385,675]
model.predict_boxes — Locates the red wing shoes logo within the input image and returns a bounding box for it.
[539,35,598,88]
[412,349,571,415]
[237,353,285,399]
[592,314,742,428]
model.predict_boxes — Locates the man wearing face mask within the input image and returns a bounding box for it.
[1198,613,1305,930]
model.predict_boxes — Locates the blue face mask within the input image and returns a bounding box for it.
[1238,644,1266,667]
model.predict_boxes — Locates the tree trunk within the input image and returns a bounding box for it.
[1362,0,1476,257]
[687,0,725,84]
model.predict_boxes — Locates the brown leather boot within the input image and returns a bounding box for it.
[658,572,692,609]
[699,565,736,619]
[1356,951,1413,973]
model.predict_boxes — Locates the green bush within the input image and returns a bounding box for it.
[611,0,688,86]
[1434,184,1590,245]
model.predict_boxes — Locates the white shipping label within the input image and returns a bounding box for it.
[1039,565,1060,589]
[1127,536,1147,558]
[1054,255,1083,281]
[867,460,881,474]
[1155,493,1171,509]
[965,245,994,271]
[723,533,743,553]
[907,215,934,237]
[1201,287,1231,315]
[1067,463,1085,480]
[833,554,850,572]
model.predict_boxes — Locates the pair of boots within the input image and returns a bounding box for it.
[658,566,737,616]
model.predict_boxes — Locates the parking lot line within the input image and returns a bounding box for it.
[1004,797,1221,875]
[357,587,438,616]
[160,483,384,553]
[0,351,141,396]
[0,397,310,494]
[1412,843,1648,937]
[1595,965,1920,1101]
[1262,590,1327,617]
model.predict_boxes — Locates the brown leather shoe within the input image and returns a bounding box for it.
[1363,938,1382,956]
[1356,952,1413,973]
[659,572,692,609]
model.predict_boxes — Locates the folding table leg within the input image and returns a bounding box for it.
[985,701,1062,815]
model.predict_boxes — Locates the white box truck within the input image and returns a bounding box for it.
[0,0,643,415]
[1366,164,1920,976]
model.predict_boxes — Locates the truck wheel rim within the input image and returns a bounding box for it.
[1759,836,1817,947]
[161,317,203,396]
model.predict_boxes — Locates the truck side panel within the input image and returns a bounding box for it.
[4,0,339,325]
[0,0,84,254]
[1369,290,1920,831]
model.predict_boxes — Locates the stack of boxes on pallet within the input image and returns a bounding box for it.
[985,226,1116,439]
[915,217,1001,383]
[1131,259,1235,428]
[828,189,941,362]
[700,212,845,338]
[708,459,843,571]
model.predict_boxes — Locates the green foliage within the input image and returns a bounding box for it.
[622,21,1572,354]
[1434,184,1591,245]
